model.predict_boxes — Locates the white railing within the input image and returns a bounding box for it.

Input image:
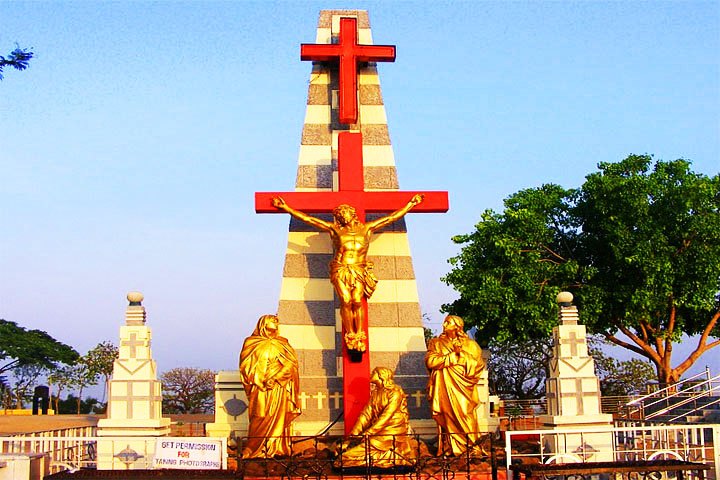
[505,423,720,479]
[624,368,720,420]
[0,435,228,474]
[2,435,98,473]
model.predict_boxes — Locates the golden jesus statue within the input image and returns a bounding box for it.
[272,194,424,353]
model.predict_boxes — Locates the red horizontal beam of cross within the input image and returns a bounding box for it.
[301,17,395,125]
[256,133,448,218]
[255,132,448,433]
[255,190,449,215]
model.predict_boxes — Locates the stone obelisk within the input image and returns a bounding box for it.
[264,10,440,435]
[97,292,170,470]
[540,292,614,461]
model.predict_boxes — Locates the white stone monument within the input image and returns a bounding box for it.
[476,349,500,433]
[539,292,614,462]
[97,292,171,470]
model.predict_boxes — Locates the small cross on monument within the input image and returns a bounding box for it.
[301,16,395,124]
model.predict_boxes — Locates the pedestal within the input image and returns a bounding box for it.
[205,370,249,439]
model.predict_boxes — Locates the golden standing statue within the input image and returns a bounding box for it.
[271,194,424,352]
[239,314,301,458]
[425,315,485,456]
[335,367,418,468]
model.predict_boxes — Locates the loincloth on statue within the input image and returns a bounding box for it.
[329,260,378,298]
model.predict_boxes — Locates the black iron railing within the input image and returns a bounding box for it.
[236,432,501,480]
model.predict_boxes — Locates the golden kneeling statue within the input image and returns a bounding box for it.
[425,315,485,456]
[239,314,301,458]
[335,367,419,469]
[272,195,424,353]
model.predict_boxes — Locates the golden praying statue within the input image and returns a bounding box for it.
[335,367,419,469]
[271,194,424,353]
[239,314,301,458]
[425,315,485,456]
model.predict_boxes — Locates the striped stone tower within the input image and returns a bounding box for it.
[265,10,439,436]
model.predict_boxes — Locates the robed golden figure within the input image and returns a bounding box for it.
[271,195,424,353]
[425,315,485,456]
[239,314,301,458]
[335,367,419,468]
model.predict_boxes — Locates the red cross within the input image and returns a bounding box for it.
[301,17,396,125]
[256,132,448,433]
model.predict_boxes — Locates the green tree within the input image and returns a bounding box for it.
[444,156,720,385]
[6,365,47,409]
[48,365,75,412]
[56,395,101,414]
[83,341,118,403]
[487,335,655,399]
[68,353,104,414]
[590,340,656,396]
[0,46,33,80]
[160,367,215,414]
[487,338,552,400]
[0,320,79,376]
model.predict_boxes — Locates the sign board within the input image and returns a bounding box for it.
[153,438,223,469]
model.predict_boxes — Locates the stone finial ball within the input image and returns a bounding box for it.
[127,291,144,304]
[556,291,573,305]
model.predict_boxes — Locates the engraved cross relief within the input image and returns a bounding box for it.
[121,332,147,358]
[560,331,586,357]
[109,380,161,419]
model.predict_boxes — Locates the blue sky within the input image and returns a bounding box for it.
[1,1,718,377]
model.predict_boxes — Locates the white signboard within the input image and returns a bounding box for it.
[154,438,223,469]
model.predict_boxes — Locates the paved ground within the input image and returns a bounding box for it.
[0,415,103,435]
[0,414,214,436]
[0,414,101,435]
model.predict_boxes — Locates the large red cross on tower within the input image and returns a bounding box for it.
[256,132,448,432]
[301,16,395,125]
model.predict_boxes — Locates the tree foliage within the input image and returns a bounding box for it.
[47,365,75,412]
[45,343,117,413]
[487,337,552,400]
[4,365,47,409]
[160,367,215,414]
[56,395,102,414]
[444,156,720,384]
[487,335,655,399]
[0,46,33,80]
[83,341,118,402]
[0,319,79,376]
[589,340,656,396]
[66,360,96,414]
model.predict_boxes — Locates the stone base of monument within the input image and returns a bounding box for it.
[46,434,514,479]
[96,420,172,471]
[539,414,615,462]
[205,370,248,440]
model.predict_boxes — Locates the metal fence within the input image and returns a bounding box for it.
[501,395,634,417]
[504,423,719,480]
[1,435,98,473]
[236,432,501,480]
[2,424,717,479]
[1,435,228,474]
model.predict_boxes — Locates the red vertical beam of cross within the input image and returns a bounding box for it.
[301,17,396,125]
[335,133,370,433]
[256,132,448,433]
